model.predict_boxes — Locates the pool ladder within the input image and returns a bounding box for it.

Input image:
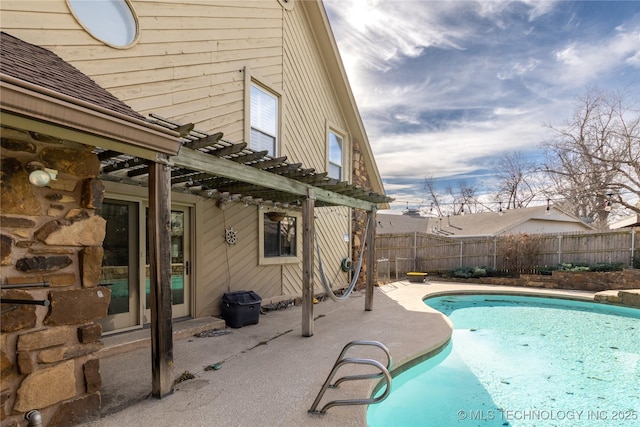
[308,340,392,415]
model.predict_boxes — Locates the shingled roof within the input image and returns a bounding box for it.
[0,31,144,121]
[377,205,594,237]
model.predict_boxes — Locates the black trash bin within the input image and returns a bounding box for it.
[221,290,261,328]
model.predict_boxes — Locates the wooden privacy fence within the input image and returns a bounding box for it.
[376,228,639,282]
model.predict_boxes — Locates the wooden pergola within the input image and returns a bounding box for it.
[2,74,392,397]
[98,115,391,397]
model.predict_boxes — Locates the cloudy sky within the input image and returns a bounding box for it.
[323,0,640,213]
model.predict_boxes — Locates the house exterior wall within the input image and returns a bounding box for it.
[0,1,381,424]
[1,0,357,314]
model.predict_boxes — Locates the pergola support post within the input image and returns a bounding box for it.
[148,157,174,397]
[365,207,377,311]
[302,189,315,337]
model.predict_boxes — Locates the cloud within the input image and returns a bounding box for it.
[324,0,640,210]
[551,27,640,86]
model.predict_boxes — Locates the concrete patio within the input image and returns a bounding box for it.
[84,281,602,426]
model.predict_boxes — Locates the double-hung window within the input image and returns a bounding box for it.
[328,131,344,180]
[250,84,278,156]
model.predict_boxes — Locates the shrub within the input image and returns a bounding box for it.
[588,262,625,272]
[449,266,493,278]
[536,262,625,274]
[535,265,557,275]
[450,267,474,278]
[497,233,543,275]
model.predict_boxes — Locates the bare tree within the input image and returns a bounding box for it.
[541,87,640,228]
[424,175,481,216]
[493,151,538,209]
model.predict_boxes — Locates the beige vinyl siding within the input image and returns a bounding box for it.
[2,0,356,311]
[280,4,353,293]
[194,201,284,317]
[1,0,283,133]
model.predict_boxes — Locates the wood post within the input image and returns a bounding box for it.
[148,157,174,397]
[302,189,315,337]
[365,208,377,311]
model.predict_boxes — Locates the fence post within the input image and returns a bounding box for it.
[631,228,636,268]
[557,235,563,265]
[460,240,464,268]
[413,232,417,272]
[493,237,497,270]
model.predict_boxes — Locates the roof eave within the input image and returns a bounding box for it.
[302,1,389,209]
[0,74,181,160]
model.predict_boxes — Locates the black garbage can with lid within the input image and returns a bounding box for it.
[221,290,261,328]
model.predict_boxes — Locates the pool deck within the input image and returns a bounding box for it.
[85,281,614,427]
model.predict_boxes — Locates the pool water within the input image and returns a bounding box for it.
[367,295,640,426]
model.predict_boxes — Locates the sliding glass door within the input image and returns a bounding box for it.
[98,200,139,331]
[98,199,191,333]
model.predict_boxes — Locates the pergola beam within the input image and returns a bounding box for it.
[173,147,376,210]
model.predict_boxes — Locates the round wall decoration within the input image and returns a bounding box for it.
[225,228,238,245]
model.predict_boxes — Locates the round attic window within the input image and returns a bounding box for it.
[67,0,139,48]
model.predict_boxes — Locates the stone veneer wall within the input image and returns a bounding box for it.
[351,138,374,290]
[1,127,110,426]
[450,269,640,291]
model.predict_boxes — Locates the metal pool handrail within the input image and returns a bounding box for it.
[308,340,393,415]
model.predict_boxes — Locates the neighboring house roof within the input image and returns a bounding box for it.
[377,205,594,237]
[428,206,594,237]
[610,214,640,229]
[0,32,144,121]
[376,213,428,234]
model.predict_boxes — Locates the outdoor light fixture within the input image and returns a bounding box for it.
[27,162,57,187]
[267,211,286,222]
[604,193,613,212]
[546,199,551,215]
[498,201,504,216]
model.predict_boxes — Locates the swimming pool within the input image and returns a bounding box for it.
[367,294,640,426]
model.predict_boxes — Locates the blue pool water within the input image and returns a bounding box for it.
[367,294,640,426]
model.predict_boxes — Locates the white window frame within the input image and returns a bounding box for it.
[67,0,140,49]
[245,69,282,157]
[326,124,349,182]
[258,210,302,266]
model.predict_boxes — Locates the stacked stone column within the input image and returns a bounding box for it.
[1,127,110,426]
[351,138,375,290]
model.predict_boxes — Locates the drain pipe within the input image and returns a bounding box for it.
[24,410,42,427]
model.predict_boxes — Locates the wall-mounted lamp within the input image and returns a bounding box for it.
[267,211,286,222]
[27,162,58,187]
